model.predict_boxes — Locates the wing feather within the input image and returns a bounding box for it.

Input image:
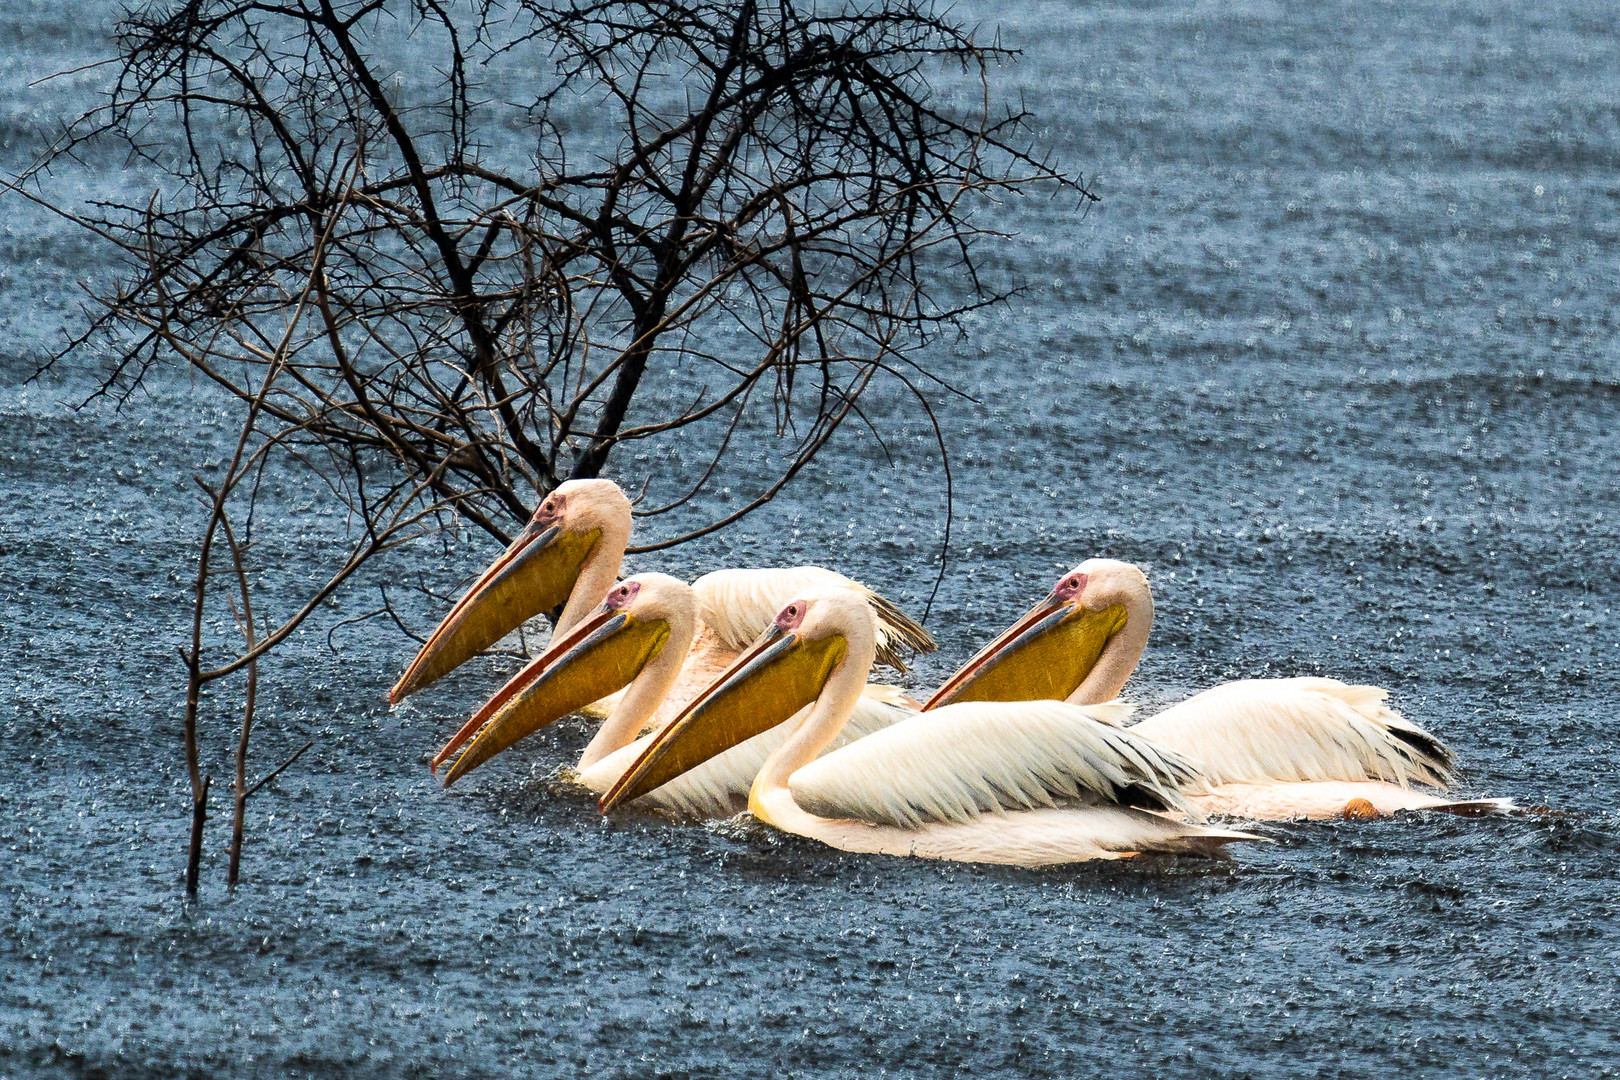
[1129,677,1455,789]
[636,685,917,820]
[691,566,935,672]
[788,700,1204,830]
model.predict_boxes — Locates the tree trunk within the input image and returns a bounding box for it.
[186,774,209,898]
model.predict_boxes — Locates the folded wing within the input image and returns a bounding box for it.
[692,566,935,672]
[593,685,919,820]
[1129,677,1455,789]
[789,700,1204,830]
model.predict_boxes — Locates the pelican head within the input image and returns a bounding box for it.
[436,572,692,787]
[598,588,871,813]
[922,558,1150,710]
[389,479,633,703]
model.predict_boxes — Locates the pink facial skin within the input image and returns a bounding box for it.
[604,580,641,610]
[1053,571,1089,602]
[775,599,809,632]
[533,491,566,527]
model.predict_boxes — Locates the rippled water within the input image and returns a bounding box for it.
[3,0,1618,1076]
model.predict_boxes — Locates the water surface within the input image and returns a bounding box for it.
[2,0,1617,1076]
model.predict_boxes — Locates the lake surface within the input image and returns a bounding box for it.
[2,0,1617,1076]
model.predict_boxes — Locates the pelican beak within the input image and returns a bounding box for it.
[389,521,603,703]
[598,627,847,813]
[921,593,1128,710]
[437,606,671,788]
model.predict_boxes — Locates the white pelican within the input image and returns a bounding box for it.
[432,573,916,819]
[923,559,1515,821]
[599,589,1262,866]
[388,478,935,705]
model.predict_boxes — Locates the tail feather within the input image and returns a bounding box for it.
[1384,722,1457,780]
[1430,797,1519,817]
[865,590,938,674]
[1285,678,1457,787]
[1138,824,1270,858]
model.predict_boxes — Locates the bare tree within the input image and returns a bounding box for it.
[16,0,1090,894]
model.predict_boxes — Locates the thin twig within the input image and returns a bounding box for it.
[244,740,316,799]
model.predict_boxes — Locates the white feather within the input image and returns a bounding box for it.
[580,685,917,819]
[691,566,860,650]
[1129,677,1455,789]
[690,566,933,671]
[1188,782,1516,820]
[788,699,1204,830]
[781,804,1260,866]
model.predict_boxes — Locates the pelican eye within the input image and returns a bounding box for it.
[775,602,805,630]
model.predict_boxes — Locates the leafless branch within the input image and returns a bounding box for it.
[20,0,1088,895]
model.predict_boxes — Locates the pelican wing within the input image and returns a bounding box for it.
[788,700,1204,830]
[585,685,918,820]
[1129,678,1455,789]
[691,566,935,671]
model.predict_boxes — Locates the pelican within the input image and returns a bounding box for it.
[388,477,935,707]
[600,588,1262,865]
[923,559,1515,820]
[433,573,915,820]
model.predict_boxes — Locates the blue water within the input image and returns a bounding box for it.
[2,0,1618,1076]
